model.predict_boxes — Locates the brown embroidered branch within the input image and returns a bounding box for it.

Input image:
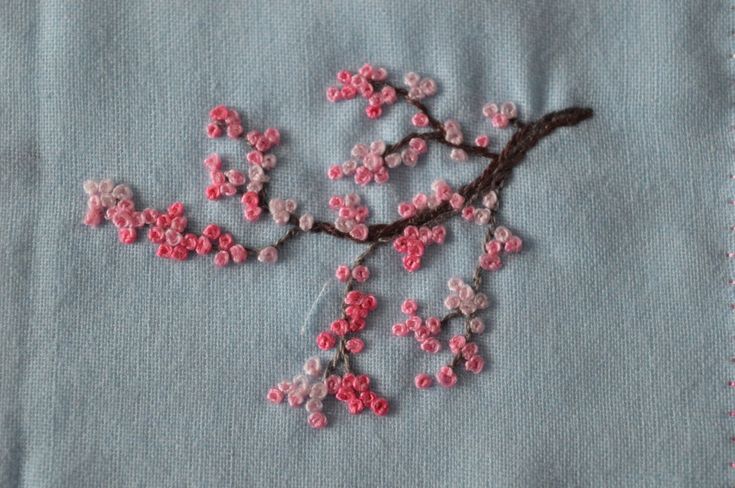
[298,106,592,243]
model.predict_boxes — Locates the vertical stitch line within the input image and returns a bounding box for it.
[729,5,735,475]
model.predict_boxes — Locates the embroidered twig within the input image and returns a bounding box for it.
[81,63,592,429]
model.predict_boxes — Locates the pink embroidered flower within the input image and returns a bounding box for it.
[288,392,305,408]
[335,264,351,282]
[345,338,365,353]
[229,244,247,263]
[276,381,292,393]
[465,354,485,374]
[449,335,467,354]
[303,356,322,377]
[426,316,441,335]
[195,236,212,255]
[202,224,221,240]
[213,250,230,267]
[414,325,430,342]
[203,153,222,172]
[83,209,103,227]
[482,191,498,209]
[469,317,485,334]
[310,382,328,400]
[402,255,421,273]
[450,148,468,161]
[209,105,229,121]
[353,374,370,392]
[405,315,421,331]
[479,252,502,271]
[206,123,223,138]
[326,86,341,102]
[257,246,278,264]
[461,342,479,360]
[411,112,429,127]
[380,85,396,103]
[436,366,457,388]
[227,123,243,139]
[217,232,234,251]
[461,206,475,221]
[365,105,382,119]
[182,234,197,250]
[351,265,370,283]
[485,239,503,255]
[420,337,441,354]
[325,375,342,394]
[316,331,336,350]
[225,169,246,186]
[414,373,433,389]
[392,323,409,337]
[171,245,188,261]
[298,213,314,231]
[205,185,221,200]
[327,164,343,180]
[330,319,349,336]
[307,412,328,429]
[305,399,323,413]
[431,226,446,244]
[370,397,389,416]
[336,387,355,402]
[117,227,137,244]
[494,226,511,243]
[347,398,365,415]
[504,235,523,253]
[397,202,416,218]
[147,227,164,244]
[241,189,260,208]
[349,223,368,241]
[401,299,418,315]
[266,388,284,404]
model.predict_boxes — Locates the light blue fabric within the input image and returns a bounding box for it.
[0,1,729,486]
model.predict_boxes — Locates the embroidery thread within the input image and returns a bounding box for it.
[81,64,593,429]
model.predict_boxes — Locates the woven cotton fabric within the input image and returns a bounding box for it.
[0,1,729,486]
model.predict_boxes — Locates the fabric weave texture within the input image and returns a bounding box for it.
[0,1,728,486]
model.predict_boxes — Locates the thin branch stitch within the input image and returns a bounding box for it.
[81,63,593,429]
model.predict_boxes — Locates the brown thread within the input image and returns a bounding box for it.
[301,106,593,244]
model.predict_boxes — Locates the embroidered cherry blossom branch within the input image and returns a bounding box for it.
[81,63,592,429]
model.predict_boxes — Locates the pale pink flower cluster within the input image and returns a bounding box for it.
[327,193,370,241]
[443,277,490,316]
[327,137,429,186]
[483,101,518,129]
[268,198,297,225]
[393,295,488,389]
[459,190,499,225]
[478,226,523,271]
[325,64,396,119]
[266,357,330,429]
[82,179,133,227]
[397,179,455,217]
[403,71,438,100]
